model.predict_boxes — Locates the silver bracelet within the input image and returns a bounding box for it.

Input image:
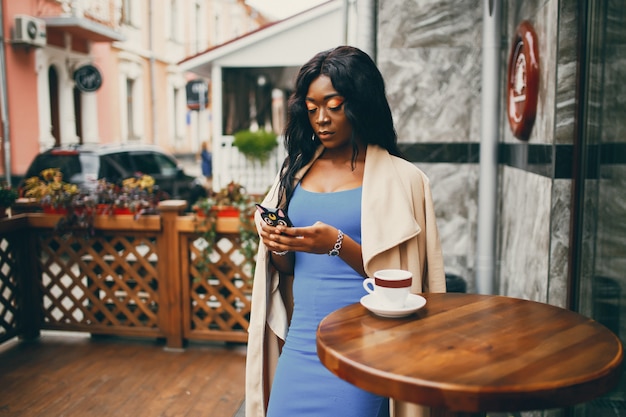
[272,250,289,256]
[328,229,344,256]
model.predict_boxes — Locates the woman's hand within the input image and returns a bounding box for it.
[261,221,337,255]
[260,220,366,277]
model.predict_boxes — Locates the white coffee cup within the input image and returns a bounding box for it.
[362,269,412,310]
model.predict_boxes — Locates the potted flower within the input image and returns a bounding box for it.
[194,181,250,218]
[233,129,278,164]
[0,182,18,218]
[92,179,118,215]
[54,191,98,236]
[111,175,167,219]
[22,168,79,213]
[21,168,100,235]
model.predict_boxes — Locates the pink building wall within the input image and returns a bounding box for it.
[92,42,119,145]
[2,0,43,175]
[0,0,122,181]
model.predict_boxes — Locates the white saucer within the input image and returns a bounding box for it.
[360,293,427,318]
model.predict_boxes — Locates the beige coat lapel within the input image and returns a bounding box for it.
[361,145,422,272]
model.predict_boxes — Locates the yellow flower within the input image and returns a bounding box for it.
[122,175,155,191]
[138,175,155,190]
[22,168,79,206]
[41,168,61,181]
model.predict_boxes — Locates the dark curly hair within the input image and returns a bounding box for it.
[275,45,402,206]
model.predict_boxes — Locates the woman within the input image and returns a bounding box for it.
[246,46,446,417]
[199,140,213,190]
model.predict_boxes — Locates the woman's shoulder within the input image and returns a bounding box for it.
[367,146,431,192]
[386,151,430,183]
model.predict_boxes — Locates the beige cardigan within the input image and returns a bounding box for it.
[245,144,446,417]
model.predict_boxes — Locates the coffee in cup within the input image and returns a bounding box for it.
[362,269,412,309]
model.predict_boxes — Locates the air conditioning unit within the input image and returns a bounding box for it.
[13,15,46,47]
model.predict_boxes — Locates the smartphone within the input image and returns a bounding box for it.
[255,204,293,227]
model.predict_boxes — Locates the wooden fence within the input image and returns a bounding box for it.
[0,201,254,349]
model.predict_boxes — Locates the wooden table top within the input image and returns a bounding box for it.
[316,293,623,413]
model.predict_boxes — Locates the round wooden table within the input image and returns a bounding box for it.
[316,293,623,415]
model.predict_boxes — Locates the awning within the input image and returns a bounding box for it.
[43,16,125,42]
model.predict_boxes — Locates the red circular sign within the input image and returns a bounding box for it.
[507,21,540,141]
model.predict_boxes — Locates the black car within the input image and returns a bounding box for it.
[22,144,207,207]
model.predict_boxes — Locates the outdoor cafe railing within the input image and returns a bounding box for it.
[0,201,253,349]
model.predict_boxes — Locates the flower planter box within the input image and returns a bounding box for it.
[196,207,242,234]
[196,205,239,218]
[42,205,68,215]
[113,208,133,215]
[216,217,241,234]
[216,206,240,217]
[96,204,112,215]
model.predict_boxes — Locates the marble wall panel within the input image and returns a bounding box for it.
[380,48,482,143]
[596,166,626,280]
[498,166,552,302]
[601,1,626,143]
[554,0,578,145]
[419,163,478,291]
[547,179,571,308]
[378,0,481,49]
[378,0,482,143]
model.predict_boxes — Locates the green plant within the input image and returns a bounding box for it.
[0,182,18,207]
[192,181,259,281]
[233,129,278,164]
[54,191,98,236]
[237,202,259,280]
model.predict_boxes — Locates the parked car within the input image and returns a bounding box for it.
[21,144,207,208]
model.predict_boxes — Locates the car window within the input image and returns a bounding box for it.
[27,154,82,181]
[99,155,126,184]
[131,152,178,176]
[107,152,134,177]
[154,153,179,176]
[131,152,160,175]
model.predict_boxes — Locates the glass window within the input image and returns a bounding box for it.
[29,154,81,182]
[99,156,125,183]
[130,152,177,176]
[154,153,179,176]
[107,153,134,178]
[122,0,132,25]
[126,79,135,139]
[573,2,626,415]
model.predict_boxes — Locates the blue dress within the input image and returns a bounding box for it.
[266,184,387,417]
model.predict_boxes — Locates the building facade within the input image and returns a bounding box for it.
[0,0,265,183]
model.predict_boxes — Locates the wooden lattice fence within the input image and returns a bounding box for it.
[37,232,162,337]
[0,225,23,344]
[183,233,253,343]
[0,202,256,348]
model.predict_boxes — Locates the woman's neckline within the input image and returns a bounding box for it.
[297,183,362,194]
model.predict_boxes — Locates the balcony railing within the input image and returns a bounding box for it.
[55,0,116,25]
[0,201,254,349]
